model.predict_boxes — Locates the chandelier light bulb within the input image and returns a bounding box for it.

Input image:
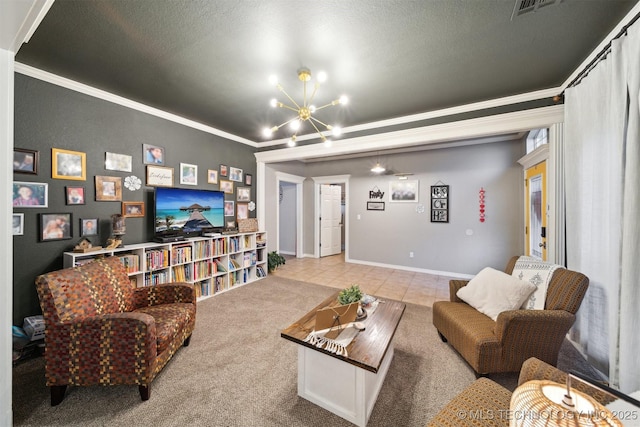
[317,71,327,83]
[290,120,301,131]
[262,127,273,138]
[288,138,296,147]
[324,139,332,147]
[309,105,317,113]
[332,126,342,136]
[270,98,278,108]
[339,95,348,105]
[268,75,278,86]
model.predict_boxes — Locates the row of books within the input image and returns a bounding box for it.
[193,241,211,259]
[146,249,169,270]
[118,254,140,274]
[172,264,192,282]
[171,244,192,264]
[144,271,169,287]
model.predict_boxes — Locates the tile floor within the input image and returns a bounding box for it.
[270,253,455,307]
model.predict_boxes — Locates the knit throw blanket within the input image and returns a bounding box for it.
[512,256,564,309]
[303,300,379,357]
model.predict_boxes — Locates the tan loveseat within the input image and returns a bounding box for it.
[35,256,196,405]
[426,357,616,426]
[432,256,589,375]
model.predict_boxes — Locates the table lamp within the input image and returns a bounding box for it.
[510,376,622,426]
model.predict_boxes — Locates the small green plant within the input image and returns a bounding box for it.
[338,284,363,305]
[268,251,286,272]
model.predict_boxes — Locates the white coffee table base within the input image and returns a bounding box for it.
[297,342,394,427]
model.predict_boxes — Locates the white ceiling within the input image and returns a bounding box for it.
[11,0,640,149]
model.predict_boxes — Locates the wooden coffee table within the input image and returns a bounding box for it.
[281,291,405,427]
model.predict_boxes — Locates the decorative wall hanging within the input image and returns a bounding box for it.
[146,165,173,187]
[479,187,486,222]
[143,144,164,165]
[369,186,385,200]
[13,148,38,174]
[416,203,425,214]
[52,148,86,181]
[367,201,385,211]
[430,183,449,223]
[180,163,197,185]
[95,176,122,201]
[124,175,141,191]
[105,152,132,172]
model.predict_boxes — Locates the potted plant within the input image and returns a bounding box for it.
[337,284,363,305]
[268,251,286,273]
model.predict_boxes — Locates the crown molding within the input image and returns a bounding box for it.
[255,105,564,164]
[14,62,259,147]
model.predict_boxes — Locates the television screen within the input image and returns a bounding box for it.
[154,187,225,236]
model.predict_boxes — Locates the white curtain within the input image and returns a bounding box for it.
[565,22,640,393]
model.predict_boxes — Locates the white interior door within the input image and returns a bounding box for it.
[320,184,342,257]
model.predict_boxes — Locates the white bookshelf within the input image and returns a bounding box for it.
[63,231,268,302]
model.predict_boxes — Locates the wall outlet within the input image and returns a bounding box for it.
[409,252,414,258]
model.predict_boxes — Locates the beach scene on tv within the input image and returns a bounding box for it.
[155,188,224,234]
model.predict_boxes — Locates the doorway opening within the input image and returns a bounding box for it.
[312,175,350,259]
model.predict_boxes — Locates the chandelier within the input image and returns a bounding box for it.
[263,67,348,147]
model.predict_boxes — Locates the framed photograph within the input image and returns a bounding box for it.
[143,144,164,165]
[237,187,251,202]
[13,148,38,174]
[389,180,419,202]
[80,218,98,236]
[229,167,243,182]
[95,176,122,201]
[220,179,234,194]
[105,152,132,172]
[224,200,235,216]
[236,203,249,220]
[52,148,86,180]
[146,165,174,187]
[245,173,252,186]
[65,186,86,205]
[180,163,198,185]
[220,164,228,177]
[13,213,24,235]
[40,213,72,241]
[12,181,48,207]
[207,169,219,184]
[122,201,145,218]
[367,201,385,211]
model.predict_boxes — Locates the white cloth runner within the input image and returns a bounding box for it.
[303,299,380,357]
[511,256,564,309]
[304,324,359,357]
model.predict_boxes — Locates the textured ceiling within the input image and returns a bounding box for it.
[15,0,639,145]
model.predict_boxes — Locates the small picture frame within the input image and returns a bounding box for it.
[220,179,234,194]
[226,220,236,229]
[146,165,174,187]
[65,186,86,205]
[40,213,72,241]
[220,164,228,177]
[122,201,145,218]
[95,176,122,201]
[180,163,198,185]
[80,218,98,236]
[237,187,251,202]
[143,144,164,165]
[13,148,38,174]
[236,203,249,220]
[389,180,419,202]
[207,169,219,184]
[12,213,24,235]
[229,167,243,183]
[245,173,252,186]
[52,148,86,181]
[431,184,450,223]
[105,152,132,172]
[224,200,235,216]
[12,181,48,208]
[367,201,385,211]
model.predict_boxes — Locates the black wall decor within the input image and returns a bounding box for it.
[430,184,449,223]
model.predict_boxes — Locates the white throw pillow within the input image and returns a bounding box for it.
[456,267,537,321]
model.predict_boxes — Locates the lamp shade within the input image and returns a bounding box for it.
[510,380,622,426]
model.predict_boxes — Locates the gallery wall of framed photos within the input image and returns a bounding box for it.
[11,74,258,324]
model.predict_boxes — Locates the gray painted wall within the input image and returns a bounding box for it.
[278,182,296,254]
[13,75,257,324]
[265,139,525,276]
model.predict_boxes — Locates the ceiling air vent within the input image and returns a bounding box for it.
[511,0,561,20]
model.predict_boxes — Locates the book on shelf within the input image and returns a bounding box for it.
[214,259,227,272]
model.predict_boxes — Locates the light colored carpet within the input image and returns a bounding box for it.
[12,276,599,426]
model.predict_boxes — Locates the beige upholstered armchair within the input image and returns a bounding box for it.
[432,256,589,375]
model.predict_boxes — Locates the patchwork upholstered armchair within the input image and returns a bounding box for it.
[432,256,589,375]
[35,256,196,405]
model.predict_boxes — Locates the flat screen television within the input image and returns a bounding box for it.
[154,187,225,237]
